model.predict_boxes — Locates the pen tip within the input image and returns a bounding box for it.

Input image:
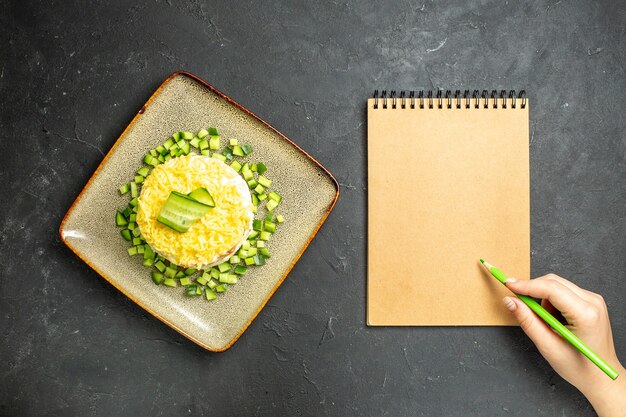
[480,258,485,264]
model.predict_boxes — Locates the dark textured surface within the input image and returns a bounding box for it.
[1,0,625,415]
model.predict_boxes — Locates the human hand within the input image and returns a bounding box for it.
[503,274,626,417]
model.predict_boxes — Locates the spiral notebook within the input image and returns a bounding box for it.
[367,90,530,326]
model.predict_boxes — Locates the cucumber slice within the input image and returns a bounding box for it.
[256,163,268,175]
[205,289,217,300]
[157,191,212,232]
[242,144,253,155]
[187,188,215,207]
[120,229,132,241]
[115,211,128,227]
[232,145,244,157]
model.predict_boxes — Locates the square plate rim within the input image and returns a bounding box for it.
[59,70,340,352]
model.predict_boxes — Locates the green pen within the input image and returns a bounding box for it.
[480,259,619,380]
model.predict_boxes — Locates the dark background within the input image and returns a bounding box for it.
[1,0,625,416]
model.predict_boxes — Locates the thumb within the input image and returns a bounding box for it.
[504,296,564,355]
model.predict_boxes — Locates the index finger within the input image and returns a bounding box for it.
[504,278,587,317]
[536,274,598,303]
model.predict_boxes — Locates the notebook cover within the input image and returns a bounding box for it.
[367,97,530,326]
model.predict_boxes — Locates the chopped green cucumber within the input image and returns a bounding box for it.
[196,276,208,286]
[234,265,247,275]
[163,278,177,287]
[184,268,196,276]
[163,138,175,149]
[256,162,268,175]
[232,145,244,156]
[190,137,200,147]
[258,176,272,187]
[209,136,220,150]
[119,183,130,195]
[212,153,227,162]
[155,261,166,272]
[250,163,258,172]
[137,166,150,177]
[258,193,267,201]
[253,184,265,194]
[215,284,228,293]
[130,182,138,198]
[132,237,142,246]
[217,263,231,273]
[152,272,164,285]
[184,285,201,296]
[242,144,253,155]
[197,129,209,139]
[244,257,255,266]
[143,245,155,260]
[247,179,258,189]
[253,219,263,231]
[175,271,186,278]
[165,266,177,278]
[208,127,219,136]
[134,175,144,184]
[242,170,254,181]
[222,147,234,160]
[219,274,238,284]
[128,247,138,256]
[205,289,217,300]
[259,231,272,241]
[143,258,154,267]
[120,229,132,241]
[180,277,192,286]
[136,245,144,254]
[251,194,259,206]
[116,211,128,227]
[264,221,276,233]
[266,199,279,212]
[199,139,209,150]
[248,230,259,240]
[253,254,266,266]
[268,191,281,202]
[187,188,215,207]
[229,255,240,264]
[259,247,271,258]
[157,191,212,232]
[230,160,242,172]
[182,131,194,140]
[256,240,265,248]
[201,149,211,156]
[276,214,285,223]
[229,138,238,146]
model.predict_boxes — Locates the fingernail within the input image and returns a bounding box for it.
[503,297,517,312]
[504,278,517,285]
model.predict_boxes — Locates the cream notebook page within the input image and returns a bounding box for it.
[367,93,530,326]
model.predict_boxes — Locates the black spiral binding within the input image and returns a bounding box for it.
[373,89,526,109]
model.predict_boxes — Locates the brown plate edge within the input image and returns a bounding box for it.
[59,70,340,352]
